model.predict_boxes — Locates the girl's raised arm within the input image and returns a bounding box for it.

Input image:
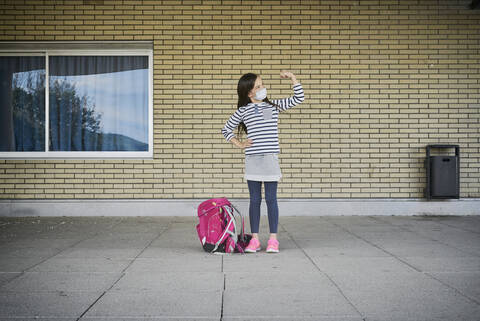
[272,71,304,111]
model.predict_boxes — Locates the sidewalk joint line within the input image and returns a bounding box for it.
[1,217,125,289]
[75,219,172,321]
[425,271,480,306]
[369,216,480,306]
[280,222,365,320]
[325,216,424,273]
[434,219,480,236]
[372,216,479,257]
[220,270,225,321]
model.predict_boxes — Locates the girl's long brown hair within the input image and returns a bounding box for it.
[236,73,279,137]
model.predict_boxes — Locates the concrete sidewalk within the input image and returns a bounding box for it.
[0,215,479,321]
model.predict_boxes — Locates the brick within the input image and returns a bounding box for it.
[0,0,477,199]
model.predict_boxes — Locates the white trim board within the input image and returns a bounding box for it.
[0,199,478,217]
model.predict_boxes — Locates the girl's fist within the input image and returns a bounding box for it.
[280,70,298,84]
[280,70,293,78]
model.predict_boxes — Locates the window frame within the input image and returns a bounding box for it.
[0,43,153,159]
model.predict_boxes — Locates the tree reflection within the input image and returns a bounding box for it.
[49,79,103,151]
[11,70,45,151]
[48,78,147,151]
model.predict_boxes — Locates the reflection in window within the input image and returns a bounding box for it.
[49,56,149,151]
[0,56,45,151]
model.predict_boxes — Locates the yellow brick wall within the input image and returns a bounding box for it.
[0,0,479,199]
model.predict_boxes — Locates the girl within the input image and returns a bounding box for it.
[222,71,304,253]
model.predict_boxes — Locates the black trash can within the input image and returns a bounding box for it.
[425,145,460,199]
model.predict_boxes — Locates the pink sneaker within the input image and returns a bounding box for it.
[266,239,279,253]
[244,238,261,253]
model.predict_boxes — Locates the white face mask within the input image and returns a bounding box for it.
[254,87,267,101]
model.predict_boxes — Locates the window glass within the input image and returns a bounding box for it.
[0,56,45,151]
[48,56,149,151]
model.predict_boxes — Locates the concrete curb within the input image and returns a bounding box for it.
[0,198,479,217]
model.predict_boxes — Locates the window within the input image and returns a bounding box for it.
[0,56,45,152]
[0,42,153,158]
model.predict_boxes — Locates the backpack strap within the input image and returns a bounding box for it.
[230,203,245,240]
[209,201,245,253]
[223,205,237,243]
[212,205,237,252]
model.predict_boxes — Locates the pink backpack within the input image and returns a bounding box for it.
[196,198,251,254]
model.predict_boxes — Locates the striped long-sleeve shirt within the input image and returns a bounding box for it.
[222,83,304,156]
